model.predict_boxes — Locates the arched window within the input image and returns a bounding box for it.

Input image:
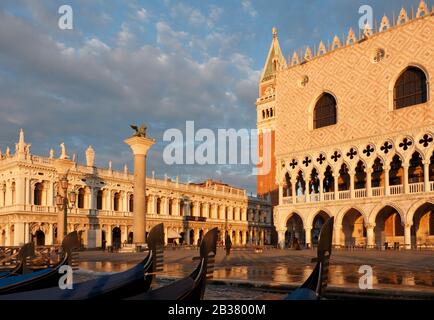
[113,192,120,211]
[394,67,427,109]
[168,199,172,215]
[262,110,265,119]
[97,190,103,210]
[77,188,85,209]
[129,194,133,212]
[313,93,337,129]
[156,198,161,214]
[34,183,43,205]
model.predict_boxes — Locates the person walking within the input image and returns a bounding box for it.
[225,234,232,256]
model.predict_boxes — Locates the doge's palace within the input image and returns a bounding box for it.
[257,1,434,249]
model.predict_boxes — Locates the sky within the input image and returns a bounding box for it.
[0,0,423,194]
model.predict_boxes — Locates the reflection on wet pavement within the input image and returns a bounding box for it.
[79,261,434,288]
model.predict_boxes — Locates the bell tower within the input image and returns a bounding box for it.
[256,27,286,205]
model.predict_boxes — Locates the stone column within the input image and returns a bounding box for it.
[24,222,30,243]
[305,177,310,203]
[106,225,112,247]
[227,206,233,221]
[0,185,4,207]
[15,177,25,206]
[5,225,10,246]
[47,224,54,245]
[304,227,312,248]
[291,179,297,204]
[173,198,180,216]
[193,229,200,245]
[366,223,375,248]
[404,223,412,250]
[333,172,339,200]
[25,178,31,205]
[319,174,324,201]
[164,226,168,245]
[423,160,430,192]
[107,189,113,211]
[13,222,25,246]
[192,201,199,217]
[241,207,247,221]
[121,225,128,244]
[219,205,225,220]
[124,134,155,244]
[333,224,342,247]
[185,228,190,245]
[278,184,283,205]
[366,168,373,197]
[349,170,355,198]
[277,229,285,249]
[384,165,390,196]
[161,197,170,216]
[47,181,54,208]
[204,203,210,218]
[403,164,409,194]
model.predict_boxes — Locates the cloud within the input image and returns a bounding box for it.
[136,8,148,21]
[0,10,260,192]
[170,3,206,26]
[241,0,257,17]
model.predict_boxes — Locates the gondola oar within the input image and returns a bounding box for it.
[285,217,334,300]
[0,223,164,300]
[127,227,218,300]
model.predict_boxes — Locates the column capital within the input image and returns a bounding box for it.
[422,159,431,166]
[124,136,155,155]
[365,223,375,229]
[402,222,413,228]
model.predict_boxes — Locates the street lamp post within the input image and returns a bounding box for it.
[56,175,76,237]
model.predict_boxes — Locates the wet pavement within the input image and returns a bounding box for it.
[78,248,434,299]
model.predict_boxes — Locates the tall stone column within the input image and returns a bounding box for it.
[124,133,155,244]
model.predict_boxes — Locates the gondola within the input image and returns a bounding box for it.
[285,217,334,300]
[127,227,218,301]
[0,231,79,295]
[0,243,35,279]
[0,223,164,300]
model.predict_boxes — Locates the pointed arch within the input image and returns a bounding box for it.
[393,66,428,109]
[312,92,338,129]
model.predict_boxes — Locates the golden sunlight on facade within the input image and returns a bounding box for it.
[257,0,434,249]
